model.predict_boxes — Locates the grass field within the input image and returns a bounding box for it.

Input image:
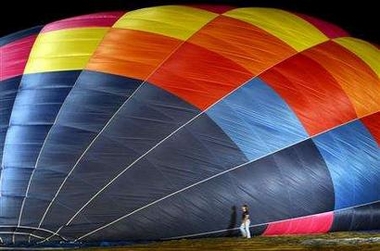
[63,232,380,251]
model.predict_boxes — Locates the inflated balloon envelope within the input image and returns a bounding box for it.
[0,4,379,247]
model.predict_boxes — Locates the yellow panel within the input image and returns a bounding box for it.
[24,28,108,73]
[224,8,328,52]
[113,5,217,40]
[335,37,380,78]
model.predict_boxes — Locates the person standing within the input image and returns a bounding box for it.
[240,204,251,238]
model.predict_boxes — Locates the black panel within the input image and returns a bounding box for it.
[331,202,380,231]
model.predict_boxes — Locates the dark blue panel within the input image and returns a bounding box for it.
[0,227,15,232]
[0,235,12,246]
[0,76,21,191]
[206,77,308,160]
[75,139,333,241]
[0,76,21,127]
[0,226,51,239]
[0,196,22,225]
[331,202,380,231]
[56,71,144,132]
[13,234,30,245]
[56,112,250,237]
[313,120,380,210]
[0,26,42,46]
[1,71,80,227]
[21,71,142,227]
[1,168,34,196]
[2,125,51,170]
[39,82,200,232]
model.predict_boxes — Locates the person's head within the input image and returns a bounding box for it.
[242,204,248,211]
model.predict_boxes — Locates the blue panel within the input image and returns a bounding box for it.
[1,71,80,226]
[71,139,333,241]
[313,121,380,210]
[206,77,308,160]
[0,26,42,46]
[38,82,201,232]
[21,71,143,226]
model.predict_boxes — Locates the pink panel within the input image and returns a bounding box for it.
[42,11,125,32]
[0,35,37,81]
[263,212,334,235]
[296,13,350,39]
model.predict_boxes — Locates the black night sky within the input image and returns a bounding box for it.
[0,0,379,44]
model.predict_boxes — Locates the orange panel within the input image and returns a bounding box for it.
[261,54,357,136]
[148,42,253,110]
[86,29,182,80]
[189,15,296,75]
[361,112,380,146]
[303,41,380,117]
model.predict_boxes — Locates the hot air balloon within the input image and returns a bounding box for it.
[0,5,379,247]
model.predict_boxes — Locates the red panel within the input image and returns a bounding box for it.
[186,4,234,14]
[296,14,350,39]
[148,42,253,110]
[263,212,333,235]
[42,12,124,32]
[261,54,357,136]
[361,112,380,146]
[0,35,37,81]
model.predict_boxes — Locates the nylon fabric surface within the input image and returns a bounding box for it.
[0,5,379,247]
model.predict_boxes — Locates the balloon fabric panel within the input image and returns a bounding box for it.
[206,77,308,160]
[41,12,124,33]
[74,139,334,241]
[260,53,357,136]
[188,15,297,75]
[312,120,380,209]
[224,8,328,51]
[0,5,378,247]
[331,202,380,231]
[360,112,380,145]
[303,41,380,117]
[263,212,333,235]
[86,29,183,80]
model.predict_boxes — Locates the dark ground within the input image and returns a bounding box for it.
[54,231,380,251]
